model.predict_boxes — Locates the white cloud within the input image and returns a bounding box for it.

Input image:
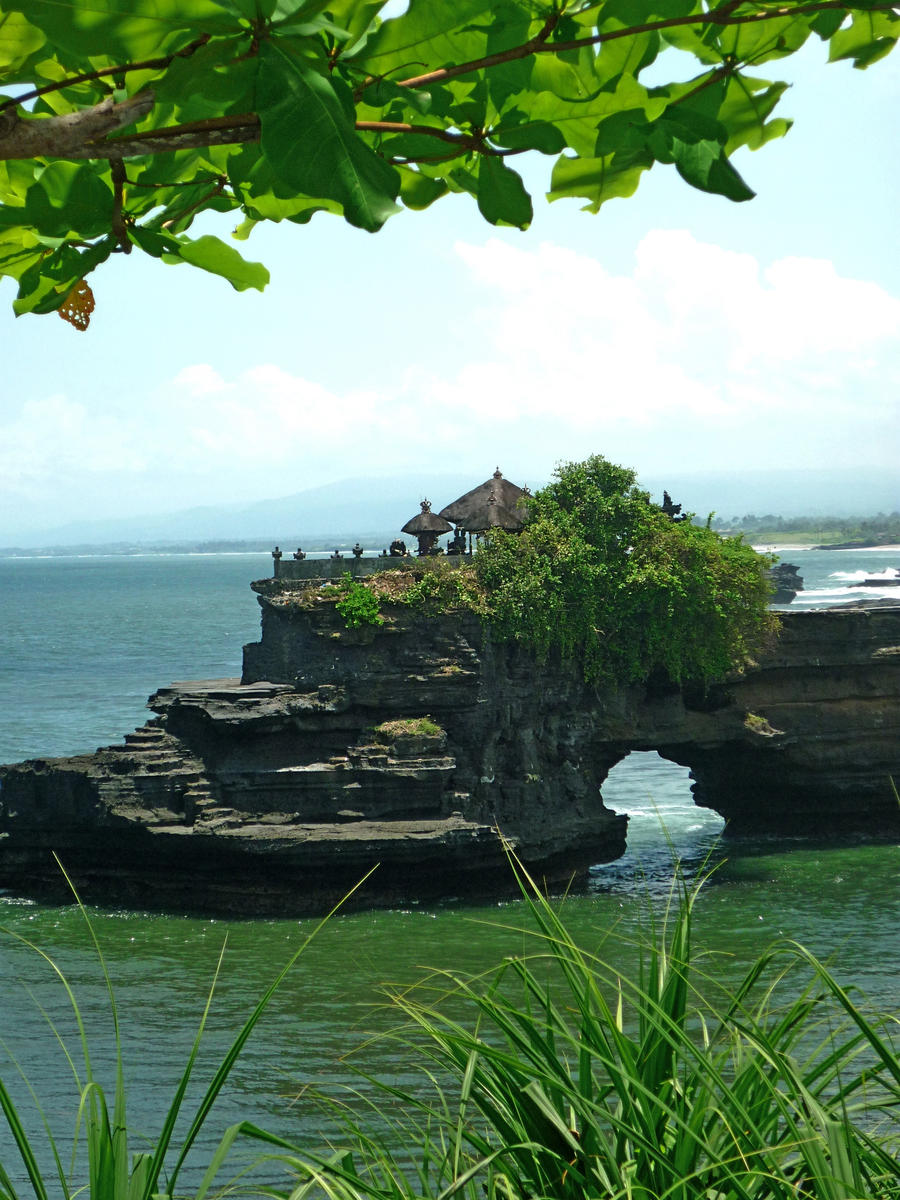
[437,231,900,468]
[2,230,897,535]
[0,394,147,493]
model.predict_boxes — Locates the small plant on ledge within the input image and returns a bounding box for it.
[334,575,384,629]
[374,716,444,743]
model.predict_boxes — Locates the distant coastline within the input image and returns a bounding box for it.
[0,536,401,559]
[753,543,900,554]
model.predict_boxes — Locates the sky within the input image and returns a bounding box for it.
[1,37,898,541]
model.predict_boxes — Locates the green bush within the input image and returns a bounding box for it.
[475,455,778,684]
[373,716,443,742]
[334,576,384,630]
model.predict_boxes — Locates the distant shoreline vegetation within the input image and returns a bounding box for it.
[712,512,900,548]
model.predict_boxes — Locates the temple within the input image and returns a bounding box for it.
[273,467,529,581]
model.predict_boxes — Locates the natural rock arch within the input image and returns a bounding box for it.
[0,589,898,913]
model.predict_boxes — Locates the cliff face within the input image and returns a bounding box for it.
[1,585,898,914]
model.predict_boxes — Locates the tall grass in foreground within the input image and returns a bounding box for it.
[0,861,371,1200]
[1,861,897,1200]
[261,863,900,1200]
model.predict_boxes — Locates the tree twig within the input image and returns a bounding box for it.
[110,159,130,252]
[161,175,229,228]
[0,34,212,114]
[393,1,898,89]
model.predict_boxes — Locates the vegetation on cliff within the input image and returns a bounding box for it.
[332,455,778,685]
[373,716,443,742]
[334,576,385,629]
[474,455,777,683]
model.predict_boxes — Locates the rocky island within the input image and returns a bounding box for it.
[1,576,898,915]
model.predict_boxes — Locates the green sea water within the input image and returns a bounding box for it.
[0,551,897,1189]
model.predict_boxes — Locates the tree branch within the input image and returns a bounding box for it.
[0,93,155,160]
[393,1,899,89]
[0,35,212,114]
[0,1,895,163]
[355,120,481,149]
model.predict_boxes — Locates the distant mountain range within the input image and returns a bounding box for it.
[2,468,897,554]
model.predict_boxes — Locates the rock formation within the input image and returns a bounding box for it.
[1,579,898,914]
[766,561,803,604]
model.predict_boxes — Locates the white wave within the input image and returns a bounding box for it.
[831,568,899,581]
[794,584,900,606]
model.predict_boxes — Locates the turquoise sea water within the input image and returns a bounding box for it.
[0,549,897,1189]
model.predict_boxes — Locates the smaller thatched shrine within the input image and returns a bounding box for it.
[401,498,453,556]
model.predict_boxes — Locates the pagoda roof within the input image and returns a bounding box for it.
[438,468,529,527]
[459,491,525,533]
[401,499,453,535]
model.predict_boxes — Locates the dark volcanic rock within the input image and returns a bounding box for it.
[1,584,898,914]
[767,561,804,604]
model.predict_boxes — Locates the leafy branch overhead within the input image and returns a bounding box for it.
[0,1,897,326]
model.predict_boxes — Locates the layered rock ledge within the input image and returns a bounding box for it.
[1,584,898,914]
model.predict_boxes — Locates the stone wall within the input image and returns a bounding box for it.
[273,555,471,582]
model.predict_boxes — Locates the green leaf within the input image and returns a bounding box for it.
[492,114,566,155]
[256,38,400,232]
[0,228,43,283]
[13,236,113,315]
[397,166,448,210]
[128,223,181,257]
[829,10,900,67]
[528,72,662,159]
[360,0,490,76]
[130,224,268,289]
[718,74,791,154]
[482,3,533,112]
[649,110,755,201]
[314,0,384,46]
[0,9,46,75]
[151,36,258,120]
[215,0,279,20]
[549,150,651,211]
[363,76,432,115]
[718,11,814,65]
[476,155,532,228]
[1,0,233,59]
[811,10,846,40]
[26,162,113,239]
[172,233,270,290]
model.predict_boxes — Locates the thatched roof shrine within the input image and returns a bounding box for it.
[401,499,453,536]
[438,468,529,530]
[459,491,525,534]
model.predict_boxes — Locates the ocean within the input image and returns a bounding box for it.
[0,547,897,1189]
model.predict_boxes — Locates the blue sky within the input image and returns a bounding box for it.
[1,40,898,540]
